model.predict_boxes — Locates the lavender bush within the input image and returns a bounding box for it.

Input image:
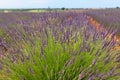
[0,11,120,80]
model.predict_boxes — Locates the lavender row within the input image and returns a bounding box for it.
[85,9,120,36]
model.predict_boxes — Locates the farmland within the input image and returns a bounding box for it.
[0,9,120,80]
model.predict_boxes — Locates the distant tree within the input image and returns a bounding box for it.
[116,6,119,9]
[48,6,52,11]
[66,8,68,10]
[61,7,65,10]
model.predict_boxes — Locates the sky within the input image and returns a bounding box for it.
[0,0,120,9]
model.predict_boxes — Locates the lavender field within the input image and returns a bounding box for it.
[0,10,120,80]
[85,9,120,36]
